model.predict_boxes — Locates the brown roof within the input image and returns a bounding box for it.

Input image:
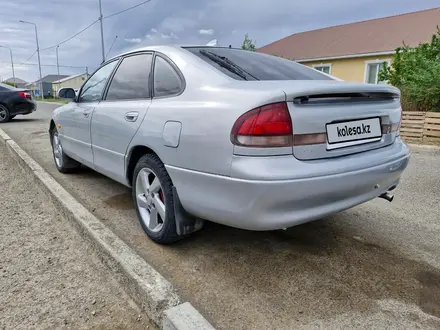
[258,7,440,61]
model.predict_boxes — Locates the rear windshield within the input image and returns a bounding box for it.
[184,47,332,81]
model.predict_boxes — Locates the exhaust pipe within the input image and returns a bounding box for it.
[379,192,394,202]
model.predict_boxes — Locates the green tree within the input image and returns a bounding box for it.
[379,27,440,111]
[241,34,256,51]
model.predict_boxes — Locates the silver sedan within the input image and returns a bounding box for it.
[51,45,410,244]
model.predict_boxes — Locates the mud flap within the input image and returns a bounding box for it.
[172,186,204,236]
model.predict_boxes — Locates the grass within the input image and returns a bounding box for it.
[34,97,68,104]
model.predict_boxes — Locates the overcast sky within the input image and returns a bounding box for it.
[0,0,438,82]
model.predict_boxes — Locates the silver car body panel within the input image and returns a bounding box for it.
[56,101,96,168]
[91,99,152,183]
[52,45,410,230]
[166,139,409,230]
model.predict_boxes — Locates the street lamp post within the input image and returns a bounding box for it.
[19,20,44,100]
[0,46,15,86]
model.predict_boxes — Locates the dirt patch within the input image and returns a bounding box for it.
[0,145,156,329]
[104,192,134,210]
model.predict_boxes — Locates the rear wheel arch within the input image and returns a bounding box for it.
[126,145,163,186]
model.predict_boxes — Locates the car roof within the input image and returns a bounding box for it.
[108,44,179,61]
[108,44,240,61]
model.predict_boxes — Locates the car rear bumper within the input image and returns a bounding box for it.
[166,138,410,230]
[11,100,36,115]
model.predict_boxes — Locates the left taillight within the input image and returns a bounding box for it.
[18,91,32,100]
[230,102,293,148]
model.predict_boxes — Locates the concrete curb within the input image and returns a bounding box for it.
[37,101,65,106]
[163,303,216,330]
[0,128,215,330]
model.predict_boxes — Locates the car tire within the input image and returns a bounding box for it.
[50,128,81,173]
[0,104,11,123]
[132,154,180,245]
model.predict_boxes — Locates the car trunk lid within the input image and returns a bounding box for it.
[281,81,401,160]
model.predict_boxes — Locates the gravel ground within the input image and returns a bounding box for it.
[2,104,440,329]
[0,145,155,330]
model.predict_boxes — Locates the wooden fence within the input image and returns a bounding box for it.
[400,112,440,145]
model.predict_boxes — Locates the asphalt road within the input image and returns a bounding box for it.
[2,102,440,329]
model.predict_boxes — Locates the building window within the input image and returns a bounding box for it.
[312,64,332,75]
[364,60,390,84]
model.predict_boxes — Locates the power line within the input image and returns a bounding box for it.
[40,19,100,52]
[3,0,154,72]
[19,51,37,65]
[103,0,152,19]
[0,60,93,69]
[106,35,118,58]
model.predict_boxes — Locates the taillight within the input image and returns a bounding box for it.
[18,91,32,99]
[381,111,402,135]
[230,102,293,147]
[396,111,402,135]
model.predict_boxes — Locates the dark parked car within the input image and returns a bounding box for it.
[0,82,36,123]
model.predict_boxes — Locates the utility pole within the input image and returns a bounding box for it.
[85,66,89,76]
[19,20,44,100]
[56,45,60,96]
[98,0,105,63]
[0,46,15,86]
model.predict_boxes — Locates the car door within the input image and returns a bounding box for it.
[90,52,153,184]
[61,60,119,167]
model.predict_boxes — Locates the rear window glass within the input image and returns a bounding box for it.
[184,47,332,81]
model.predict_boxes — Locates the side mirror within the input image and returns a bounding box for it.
[58,87,76,100]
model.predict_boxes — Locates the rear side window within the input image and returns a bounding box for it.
[106,53,153,101]
[153,56,183,97]
[184,47,332,81]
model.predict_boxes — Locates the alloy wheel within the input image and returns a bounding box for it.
[0,108,7,121]
[52,133,63,168]
[135,168,166,232]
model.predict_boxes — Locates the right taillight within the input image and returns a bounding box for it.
[230,102,293,147]
[382,111,402,135]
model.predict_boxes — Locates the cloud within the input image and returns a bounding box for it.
[161,33,172,39]
[124,38,142,44]
[199,28,214,35]
[0,0,439,82]
[160,32,179,40]
[1,28,21,33]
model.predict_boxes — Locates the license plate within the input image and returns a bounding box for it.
[326,117,382,145]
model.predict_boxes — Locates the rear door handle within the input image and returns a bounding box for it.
[125,111,139,122]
